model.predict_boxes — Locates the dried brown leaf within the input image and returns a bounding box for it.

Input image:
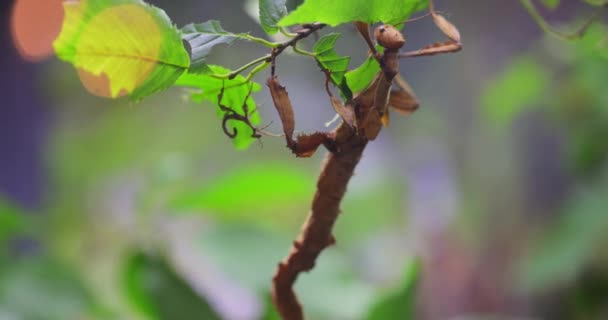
[388,89,419,116]
[354,21,375,53]
[330,96,356,128]
[432,12,461,43]
[267,76,296,146]
[293,132,328,157]
[360,109,383,140]
[373,74,392,115]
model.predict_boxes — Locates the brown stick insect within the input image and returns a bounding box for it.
[268,0,461,156]
[265,1,464,318]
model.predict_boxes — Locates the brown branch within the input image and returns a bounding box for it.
[270,19,424,319]
[272,44,403,319]
[272,122,367,320]
[270,3,458,317]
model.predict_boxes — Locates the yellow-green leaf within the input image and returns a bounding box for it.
[53,0,190,100]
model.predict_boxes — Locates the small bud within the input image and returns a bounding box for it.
[374,24,405,49]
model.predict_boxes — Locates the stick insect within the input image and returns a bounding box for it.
[267,0,462,157]
[269,2,463,319]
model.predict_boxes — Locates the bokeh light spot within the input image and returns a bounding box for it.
[10,0,64,62]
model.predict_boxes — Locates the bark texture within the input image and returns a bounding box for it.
[272,123,368,320]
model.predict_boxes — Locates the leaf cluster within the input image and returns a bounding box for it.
[53,0,429,149]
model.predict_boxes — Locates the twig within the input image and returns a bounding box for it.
[519,0,602,41]
[206,23,325,81]
[273,23,326,58]
[272,122,367,320]
[209,55,271,80]
[271,28,405,318]
[270,4,462,316]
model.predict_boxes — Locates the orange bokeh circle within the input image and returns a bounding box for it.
[10,0,64,61]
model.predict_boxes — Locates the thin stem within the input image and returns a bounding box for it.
[230,55,271,79]
[208,24,326,80]
[274,23,326,57]
[399,42,462,58]
[198,62,270,95]
[400,11,433,24]
[202,62,270,93]
[242,34,279,48]
[280,27,298,38]
[271,23,326,75]
[209,55,271,80]
[519,0,601,41]
[244,61,270,82]
[292,46,315,57]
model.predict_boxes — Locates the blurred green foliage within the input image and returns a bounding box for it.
[123,252,221,320]
[540,0,561,9]
[518,182,608,291]
[172,163,317,233]
[481,18,608,320]
[0,257,98,320]
[365,260,420,320]
[482,56,550,125]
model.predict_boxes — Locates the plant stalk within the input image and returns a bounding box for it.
[272,122,368,320]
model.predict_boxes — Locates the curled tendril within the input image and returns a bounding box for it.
[222,116,239,138]
[218,82,261,140]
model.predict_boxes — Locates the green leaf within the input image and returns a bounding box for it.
[481,56,550,124]
[181,20,252,74]
[313,33,352,99]
[123,252,221,320]
[540,0,560,9]
[53,0,190,100]
[171,163,314,228]
[259,0,289,34]
[175,65,262,149]
[345,53,381,95]
[365,260,421,320]
[279,0,428,27]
